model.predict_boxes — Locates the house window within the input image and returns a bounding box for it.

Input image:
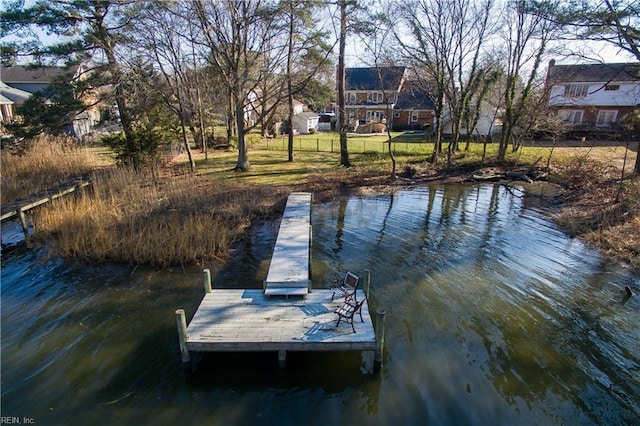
[596,110,618,126]
[348,93,356,104]
[604,84,620,91]
[393,111,400,118]
[367,92,383,103]
[366,110,383,122]
[564,84,589,97]
[558,109,583,124]
[411,112,419,122]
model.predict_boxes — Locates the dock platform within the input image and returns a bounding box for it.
[185,289,375,353]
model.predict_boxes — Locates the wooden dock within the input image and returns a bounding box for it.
[180,289,378,365]
[1,176,91,238]
[175,192,385,372]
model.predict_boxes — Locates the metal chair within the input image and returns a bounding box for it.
[330,271,360,301]
[335,298,365,333]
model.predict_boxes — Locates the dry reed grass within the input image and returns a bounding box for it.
[552,157,640,268]
[33,168,288,266]
[1,135,103,204]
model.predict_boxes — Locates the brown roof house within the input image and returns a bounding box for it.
[545,60,640,137]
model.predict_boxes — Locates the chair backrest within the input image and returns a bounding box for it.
[344,271,360,290]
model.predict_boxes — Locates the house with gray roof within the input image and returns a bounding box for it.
[545,60,640,136]
[0,64,96,137]
[393,83,435,131]
[343,66,408,130]
[0,65,81,93]
[0,82,32,124]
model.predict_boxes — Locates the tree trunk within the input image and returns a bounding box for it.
[180,112,196,173]
[337,0,350,167]
[287,3,295,163]
[635,134,640,174]
[235,93,250,171]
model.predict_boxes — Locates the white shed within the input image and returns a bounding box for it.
[292,112,319,134]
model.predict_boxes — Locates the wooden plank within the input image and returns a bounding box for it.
[185,290,376,353]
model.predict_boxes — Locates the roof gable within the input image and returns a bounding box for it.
[395,83,435,110]
[547,62,640,84]
[345,66,406,91]
[0,65,79,84]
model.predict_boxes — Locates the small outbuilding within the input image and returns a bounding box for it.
[292,112,319,134]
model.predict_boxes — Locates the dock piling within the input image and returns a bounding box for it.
[175,309,191,363]
[203,269,212,293]
[278,350,287,368]
[365,269,371,299]
[374,309,386,371]
[17,207,29,237]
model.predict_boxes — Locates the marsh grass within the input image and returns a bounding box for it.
[1,136,106,204]
[551,157,640,268]
[33,167,288,266]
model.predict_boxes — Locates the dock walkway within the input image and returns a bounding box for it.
[1,176,91,238]
[263,192,312,297]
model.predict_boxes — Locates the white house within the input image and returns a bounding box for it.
[292,112,319,134]
[0,82,31,125]
[441,105,502,140]
[545,60,640,131]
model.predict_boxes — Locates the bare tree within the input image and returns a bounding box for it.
[131,2,197,172]
[497,0,558,162]
[396,0,497,165]
[191,0,286,171]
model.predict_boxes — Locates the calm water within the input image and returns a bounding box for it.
[1,184,638,425]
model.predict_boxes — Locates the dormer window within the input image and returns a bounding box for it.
[564,84,589,97]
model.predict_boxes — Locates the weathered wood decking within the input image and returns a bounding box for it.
[185,289,375,352]
[263,192,312,297]
[176,192,384,372]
